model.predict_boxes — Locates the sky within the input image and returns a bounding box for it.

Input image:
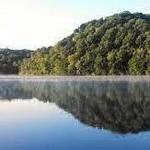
[0,0,149,50]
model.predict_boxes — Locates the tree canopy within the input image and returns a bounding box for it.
[0,49,32,74]
[2,12,150,75]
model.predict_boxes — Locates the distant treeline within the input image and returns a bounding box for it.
[1,11,150,75]
[0,49,32,74]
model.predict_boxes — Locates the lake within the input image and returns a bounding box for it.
[0,79,150,150]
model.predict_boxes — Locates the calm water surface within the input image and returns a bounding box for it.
[0,80,150,150]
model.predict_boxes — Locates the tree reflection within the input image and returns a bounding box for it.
[0,80,150,134]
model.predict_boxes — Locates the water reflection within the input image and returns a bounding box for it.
[0,81,150,134]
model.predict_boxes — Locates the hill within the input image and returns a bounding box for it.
[20,12,150,75]
[0,49,33,74]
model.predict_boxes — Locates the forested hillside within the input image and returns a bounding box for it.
[0,49,32,74]
[20,47,52,75]
[1,11,150,75]
[20,12,150,75]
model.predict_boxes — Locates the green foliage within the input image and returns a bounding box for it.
[68,53,80,74]
[0,49,32,74]
[19,12,150,75]
[20,47,51,75]
[128,48,147,75]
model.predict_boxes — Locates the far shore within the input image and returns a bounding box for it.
[0,75,150,82]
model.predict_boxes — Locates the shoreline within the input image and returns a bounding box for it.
[0,75,150,81]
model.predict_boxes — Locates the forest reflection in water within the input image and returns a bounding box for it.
[0,80,150,134]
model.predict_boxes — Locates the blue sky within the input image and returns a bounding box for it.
[0,0,149,49]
